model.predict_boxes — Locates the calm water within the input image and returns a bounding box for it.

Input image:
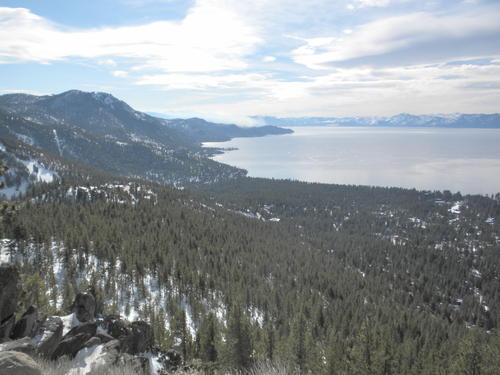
[204,127,500,195]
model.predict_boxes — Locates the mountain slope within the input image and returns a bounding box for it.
[255,113,500,128]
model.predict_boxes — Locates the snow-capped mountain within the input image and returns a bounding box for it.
[254,113,500,128]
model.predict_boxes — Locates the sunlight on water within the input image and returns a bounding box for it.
[203,127,500,195]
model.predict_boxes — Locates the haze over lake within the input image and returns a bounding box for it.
[204,127,500,195]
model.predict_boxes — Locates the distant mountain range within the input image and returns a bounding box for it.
[0,90,291,192]
[254,113,500,128]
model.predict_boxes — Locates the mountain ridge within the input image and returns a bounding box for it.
[254,113,500,128]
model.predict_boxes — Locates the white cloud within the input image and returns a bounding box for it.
[0,3,261,72]
[348,0,391,9]
[262,55,276,62]
[292,7,500,69]
[112,70,129,78]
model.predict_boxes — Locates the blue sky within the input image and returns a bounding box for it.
[0,0,499,124]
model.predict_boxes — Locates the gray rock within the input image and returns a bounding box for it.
[0,264,19,323]
[95,331,115,343]
[102,316,129,339]
[12,306,37,339]
[0,350,41,375]
[0,264,19,341]
[0,315,15,343]
[51,322,97,360]
[97,340,149,374]
[119,321,154,355]
[71,293,96,323]
[84,336,101,348]
[36,316,63,359]
[0,337,35,356]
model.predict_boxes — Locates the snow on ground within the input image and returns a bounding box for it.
[0,180,29,199]
[21,159,58,183]
[53,129,63,156]
[0,239,12,263]
[61,313,81,335]
[0,141,5,152]
[69,344,105,375]
[180,296,197,338]
[449,202,462,214]
[144,352,164,375]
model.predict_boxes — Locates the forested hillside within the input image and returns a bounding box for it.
[0,90,499,374]
[1,171,499,373]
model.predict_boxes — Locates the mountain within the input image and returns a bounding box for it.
[254,113,500,128]
[0,90,291,187]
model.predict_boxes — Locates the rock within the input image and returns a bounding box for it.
[0,264,19,323]
[51,322,97,360]
[84,336,101,348]
[102,316,130,339]
[95,331,115,343]
[0,316,15,343]
[163,349,183,368]
[36,317,63,359]
[97,340,149,374]
[0,351,41,375]
[0,264,19,341]
[119,321,154,355]
[71,293,96,323]
[0,337,35,356]
[12,306,38,339]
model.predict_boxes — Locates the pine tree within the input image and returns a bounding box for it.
[451,329,483,375]
[226,303,252,369]
[290,313,307,373]
[199,312,218,363]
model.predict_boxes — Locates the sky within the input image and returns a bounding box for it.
[0,0,499,125]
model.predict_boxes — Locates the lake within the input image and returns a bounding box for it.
[203,127,500,195]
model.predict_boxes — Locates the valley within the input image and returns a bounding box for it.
[0,91,499,374]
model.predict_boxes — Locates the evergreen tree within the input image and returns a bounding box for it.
[226,303,252,369]
[199,312,218,363]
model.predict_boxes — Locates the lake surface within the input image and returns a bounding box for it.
[204,127,500,195]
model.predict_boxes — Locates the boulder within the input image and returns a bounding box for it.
[97,340,149,374]
[119,321,154,355]
[71,293,96,323]
[95,331,115,343]
[0,337,35,356]
[0,264,19,323]
[83,336,101,348]
[36,316,63,359]
[51,322,97,360]
[0,264,19,341]
[0,315,15,343]
[101,315,130,339]
[0,351,41,375]
[12,306,38,339]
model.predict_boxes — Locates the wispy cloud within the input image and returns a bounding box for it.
[291,7,500,69]
[1,0,499,122]
[0,3,261,72]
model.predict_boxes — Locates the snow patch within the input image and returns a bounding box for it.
[60,313,81,335]
[449,202,462,214]
[69,344,105,375]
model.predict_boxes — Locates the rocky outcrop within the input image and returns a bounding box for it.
[120,321,154,355]
[0,287,164,374]
[0,264,19,342]
[96,339,150,374]
[12,306,39,339]
[0,316,15,343]
[51,322,97,359]
[101,316,154,354]
[0,351,42,375]
[36,316,63,359]
[71,293,96,323]
[0,337,35,356]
